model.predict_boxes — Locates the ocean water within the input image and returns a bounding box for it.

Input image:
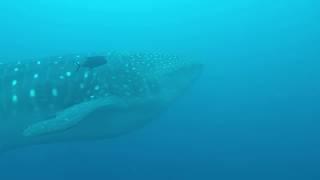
[0,0,320,179]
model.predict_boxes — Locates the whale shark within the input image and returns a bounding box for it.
[0,52,203,152]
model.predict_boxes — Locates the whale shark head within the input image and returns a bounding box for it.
[0,52,203,152]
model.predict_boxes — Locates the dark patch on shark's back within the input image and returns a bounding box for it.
[77,56,107,72]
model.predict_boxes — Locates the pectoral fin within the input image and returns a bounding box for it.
[23,97,119,137]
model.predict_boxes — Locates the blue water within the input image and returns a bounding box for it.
[1,0,320,179]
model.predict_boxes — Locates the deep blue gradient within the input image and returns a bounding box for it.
[1,0,320,179]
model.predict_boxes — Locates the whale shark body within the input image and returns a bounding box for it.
[0,52,202,152]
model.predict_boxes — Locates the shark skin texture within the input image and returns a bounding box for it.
[0,52,203,152]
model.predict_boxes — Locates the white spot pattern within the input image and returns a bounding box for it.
[12,95,18,103]
[84,72,89,79]
[33,73,39,79]
[94,85,100,90]
[29,89,36,97]
[51,88,58,97]
[12,80,17,86]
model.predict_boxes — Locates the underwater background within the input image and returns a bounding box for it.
[0,0,319,179]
